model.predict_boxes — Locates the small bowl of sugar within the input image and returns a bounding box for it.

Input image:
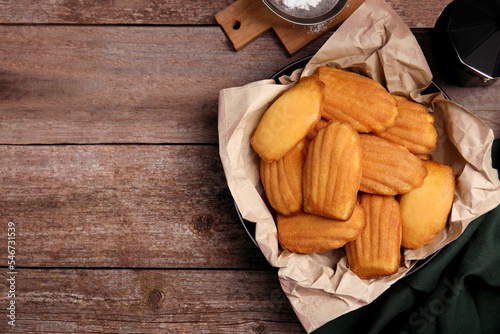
[262,0,349,25]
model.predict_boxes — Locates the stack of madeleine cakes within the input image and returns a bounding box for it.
[251,66,456,279]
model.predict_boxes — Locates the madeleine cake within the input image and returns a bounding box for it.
[399,160,455,249]
[314,66,398,133]
[345,193,402,279]
[277,205,366,253]
[260,141,306,215]
[359,134,427,196]
[250,75,324,162]
[303,121,362,220]
[376,95,438,155]
[305,118,329,148]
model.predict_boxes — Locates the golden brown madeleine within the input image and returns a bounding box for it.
[277,206,366,253]
[399,160,455,249]
[345,193,402,279]
[376,95,438,155]
[359,134,427,196]
[260,141,306,215]
[416,154,430,161]
[314,66,398,133]
[250,75,324,163]
[305,118,329,148]
[303,121,362,220]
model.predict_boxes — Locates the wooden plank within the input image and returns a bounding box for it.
[215,0,364,55]
[0,0,233,25]
[388,0,452,29]
[433,81,500,139]
[0,0,452,28]
[0,145,269,269]
[1,26,498,145]
[0,25,331,145]
[0,268,304,333]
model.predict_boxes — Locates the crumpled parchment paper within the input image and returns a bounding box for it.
[218,0,500,332]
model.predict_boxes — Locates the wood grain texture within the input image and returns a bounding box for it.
[0,268,304,333]
[0,145,269,269]
[0,0,233,25]
[215,0,364,55]
[1,26,498,145]
[0,0,452,28]
[0,25,331,145]
[2,2,492,333]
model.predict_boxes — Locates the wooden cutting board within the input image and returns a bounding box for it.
[215,0,365,55]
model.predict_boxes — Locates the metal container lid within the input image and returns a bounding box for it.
[432,0,500,86]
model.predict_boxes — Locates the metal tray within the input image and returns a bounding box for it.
[235,55,447,275]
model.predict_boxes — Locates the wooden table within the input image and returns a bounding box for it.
[0,0,498,332]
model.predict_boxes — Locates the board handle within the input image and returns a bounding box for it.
[215,0,276,51]
[216,0,366,55]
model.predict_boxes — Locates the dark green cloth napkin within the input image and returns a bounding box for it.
[313,139,500,334]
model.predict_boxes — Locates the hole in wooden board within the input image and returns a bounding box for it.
[232,20,241,30]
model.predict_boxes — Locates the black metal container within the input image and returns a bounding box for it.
[432,0,500,86]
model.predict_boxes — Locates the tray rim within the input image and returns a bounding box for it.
[234,55,448,275]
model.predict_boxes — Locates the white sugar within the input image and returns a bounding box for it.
[271,0,339,19]
[281,0,322,10]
